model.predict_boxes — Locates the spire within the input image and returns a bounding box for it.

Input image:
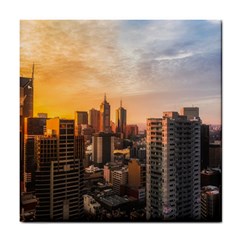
[32,62,35,81]
[120,99,122,108]
[104,93,106,102]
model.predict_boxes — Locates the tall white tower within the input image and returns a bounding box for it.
[146,110,201,221]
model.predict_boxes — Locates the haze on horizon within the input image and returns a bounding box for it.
[20,20,221,127]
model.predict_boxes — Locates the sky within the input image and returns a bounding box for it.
[20,20,222,127]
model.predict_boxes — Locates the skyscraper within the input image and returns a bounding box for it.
[92,132,114,168]
[209,142,222,168]
[20,76,34,120]
[201,124,210,169]
[180,107,199,121]
[74,111,88,136]
[115,100,127,137]
[146,111,201,221]
[89,108,100,133]
[24,117,47,192]
[99,94,111,133]
[20,64,34,190]
[35,118,84,221]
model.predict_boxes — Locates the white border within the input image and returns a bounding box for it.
[0,0,239,239]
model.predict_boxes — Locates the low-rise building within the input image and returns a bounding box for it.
[20,192,38,221]
[201,185,221,221]
[120,185,146,201]
[103,162,123,184]
[112,167,128,195]
[83,195,101,215]
[98,195,129,211]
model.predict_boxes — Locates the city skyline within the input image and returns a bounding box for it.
[20,20,221,126]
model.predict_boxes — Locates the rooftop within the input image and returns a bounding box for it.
[201,168,221,175]
[85,165,101,173]
[100,195,129,207]
[202,185,219,195]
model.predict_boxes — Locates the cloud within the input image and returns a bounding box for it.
[20,20,221,124]
[154,52,193,61]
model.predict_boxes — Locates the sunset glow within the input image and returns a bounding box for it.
[20,20,221,126]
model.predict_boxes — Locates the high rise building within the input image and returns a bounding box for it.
[110,120,117,133]
[20,76,34,120]
[99,94,111,133]
[130,144,146,161]
[34,118,84,221]
[180,107,199,120]
[209,141,222,168]
[126,124,138,139]
[120,159,146,201]
[20,65,34,190]
[74,134,85,219]
[201,124,210,169]
[115,100,127,137]
[75,111,88,136]
[146,111,201,221]
[24,117,47,192]
[201,186,221,221]
[128,159,146,188]
[81,124,95,142]
[89,108,100,133]
[92,132,114,167]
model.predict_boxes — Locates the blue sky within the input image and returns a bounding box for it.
[20,20,222,125]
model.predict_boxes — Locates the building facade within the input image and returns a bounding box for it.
[115,100,127,137]
[75,111,88,136]
[103,162,122,184]
[20,192,38,221]
[99,94,111,133]
[20,76,34,120]
[209,142,222,168]
[146,111,201,221]
[201,186,221,221]
[180,107,199,120]
[92,132,114,167]
[34,118,84,221]
[201,124,210,169]
[89,108,100,133]
[83,195,101,215]
[24,117,47,192]
[112,167,128,195]
[126,124,138,139]
[128,159,146,188]
[20,69,34,189]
